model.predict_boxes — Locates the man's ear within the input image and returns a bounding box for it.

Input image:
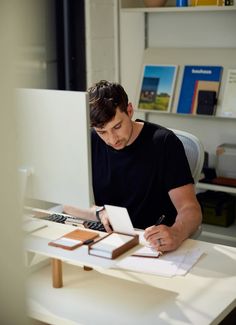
[127,103,134,117]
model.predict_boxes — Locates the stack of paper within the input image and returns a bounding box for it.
[89,232,139,259]
[116,241,204,277]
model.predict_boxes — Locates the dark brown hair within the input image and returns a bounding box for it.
[88,80,129,128]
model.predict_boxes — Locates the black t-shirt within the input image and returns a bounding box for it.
[91,120,193,229]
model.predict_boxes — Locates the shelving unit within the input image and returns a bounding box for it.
[121,5,236,13]
[197,182,236,195]
[119,1,236,246]
[136,109,236,121]
[201,220,236,247]
[196,182,236,247]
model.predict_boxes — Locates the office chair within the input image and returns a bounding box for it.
[171,129,205,184]
[171,129,205,239]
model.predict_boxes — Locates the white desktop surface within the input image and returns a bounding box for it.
[25,223,236,325]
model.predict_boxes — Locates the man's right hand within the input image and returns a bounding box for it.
[98,208,113,233]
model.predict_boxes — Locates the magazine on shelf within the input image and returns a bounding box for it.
[191,80,220,115]
[177,65,223,115]
[220,69,236,118]
[137,64,178,113]
[192,0,223,5]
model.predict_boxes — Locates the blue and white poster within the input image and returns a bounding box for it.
[177,65,223,114]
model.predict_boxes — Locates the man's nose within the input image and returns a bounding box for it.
[107,132,118,145]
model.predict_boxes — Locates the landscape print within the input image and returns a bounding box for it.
[138,65,178,112]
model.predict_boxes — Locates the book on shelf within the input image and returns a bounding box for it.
[88,232,139,259]
[191,0,224,5]
[192,80,220,115]
[177,65,223,115]
[224,0,234,5]
[48,228,99,250]
[137,64,178,113]
[220,69,236,118]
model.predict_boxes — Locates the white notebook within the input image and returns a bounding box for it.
[90,233,133,258]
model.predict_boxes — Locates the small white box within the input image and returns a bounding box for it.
[216,143,236,178]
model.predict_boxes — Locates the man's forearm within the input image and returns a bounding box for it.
[172,204,202,242]
[63,205,96,220]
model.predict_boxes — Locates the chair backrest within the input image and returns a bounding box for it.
[170,129,205,184]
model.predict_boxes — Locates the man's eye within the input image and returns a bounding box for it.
[114,124,121,130]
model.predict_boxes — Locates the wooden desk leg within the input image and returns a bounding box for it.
[51,258,63,288]
[83,265,93,271]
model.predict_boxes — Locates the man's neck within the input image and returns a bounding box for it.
[127,121,144,146]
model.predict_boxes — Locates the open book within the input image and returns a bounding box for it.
[132,230,161,258]
[132,245,160,258]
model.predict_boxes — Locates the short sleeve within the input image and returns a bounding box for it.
[163,131,194,192]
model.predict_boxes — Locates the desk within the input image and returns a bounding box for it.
[25,222,236,325]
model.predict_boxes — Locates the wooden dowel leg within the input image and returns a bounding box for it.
[51,258,63,288]
[83,265,93,271]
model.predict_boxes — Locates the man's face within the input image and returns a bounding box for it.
[94,104,133,150]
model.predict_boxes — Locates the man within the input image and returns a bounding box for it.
[64,80,202,252]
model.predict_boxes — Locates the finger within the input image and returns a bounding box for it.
[144,226,160,240]
[101,217,112,233]
[145,229,163,243]
[103,223,112,233]
[151,242,164,255]
[148,236,161,247]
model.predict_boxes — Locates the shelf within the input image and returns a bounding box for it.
[200,221,236,247]
[121,6,236,13]
[202,221,236,238]
[197,181,236,246]
[134,109,236,121]
[196,182,236,194]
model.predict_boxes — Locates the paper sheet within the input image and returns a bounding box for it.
[116,244,204,277]
[175,248,204,275]
[105,205,136,235]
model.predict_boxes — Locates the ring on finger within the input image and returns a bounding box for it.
[157,238,162,246]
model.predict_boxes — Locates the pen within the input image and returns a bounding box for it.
[155,215,165,254]
[155,214,165,226]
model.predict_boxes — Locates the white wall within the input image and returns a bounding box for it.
[85,0,119,87]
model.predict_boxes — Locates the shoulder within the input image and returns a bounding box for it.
[139,120,178,146]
